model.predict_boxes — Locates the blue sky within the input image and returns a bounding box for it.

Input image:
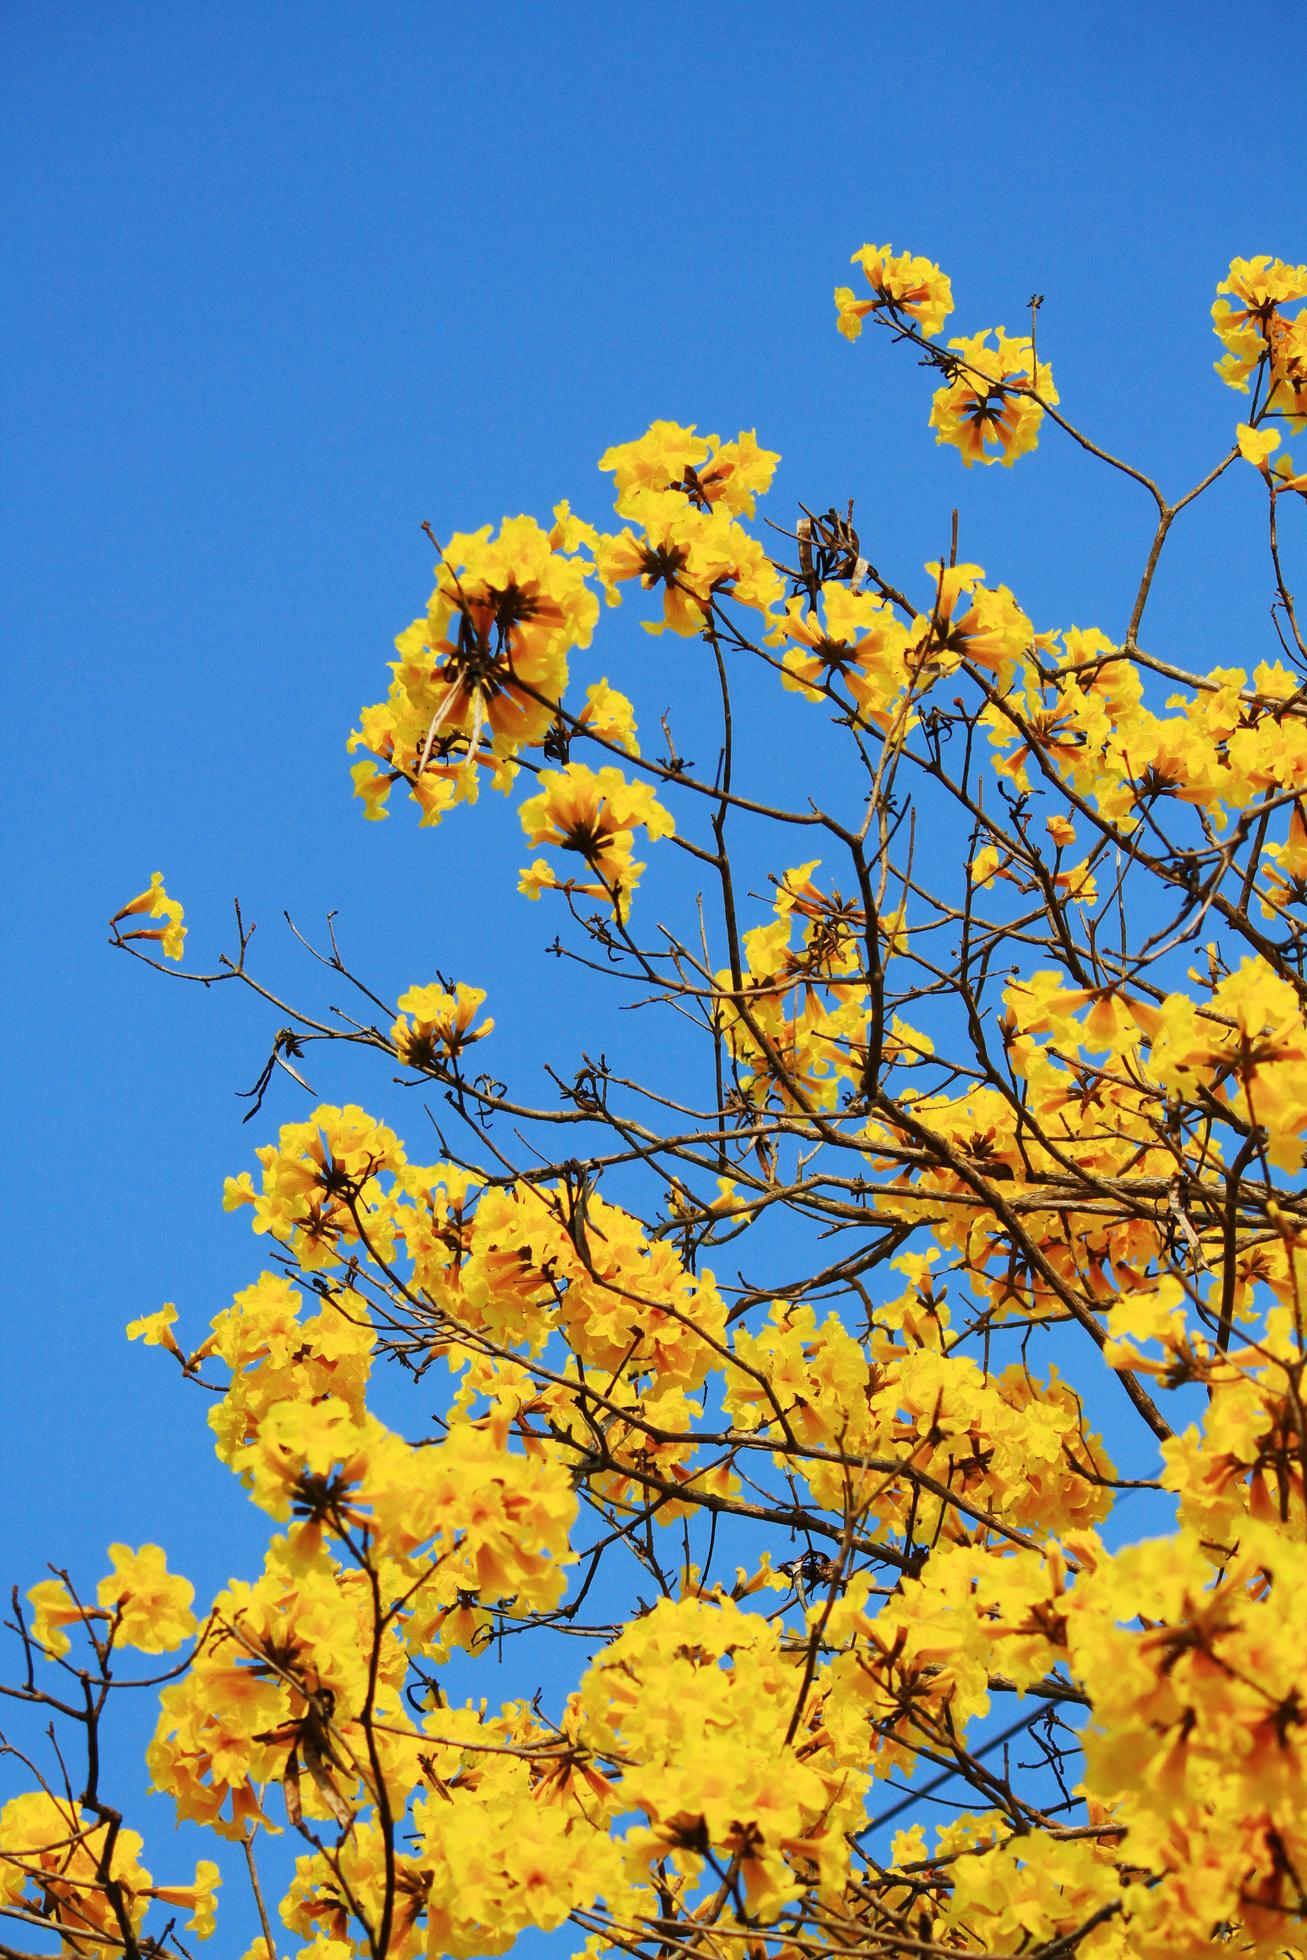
[3,0,1304,1950]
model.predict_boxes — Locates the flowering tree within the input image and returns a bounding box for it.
[4,246,1307,1960]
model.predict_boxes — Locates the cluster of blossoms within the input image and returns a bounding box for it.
[5,1549,217,1947]
[836,241,1056,464]
[347,509,602,828]
[834,241,954,340]
[0,1790,219,1948]
[518,762,674,915]
[390,980,493,1071]
[1213,255,1307,422]
[927,326,1058,467]
[1215,256,1307,493]
[343,422,778,916]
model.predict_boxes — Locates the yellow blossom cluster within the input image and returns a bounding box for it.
[391,979,493,1070]
[835,246,1057,468]
[580,1594,868,1915]
[594,486,783,637]
[348,511,601,826]
[716,860,875,1112]
[28,1542,198,1658]
[834,242,954,340]
[0,1792,219,1947]
[979,633,1307,836]
[343,418,788,920]
[1213,254,1307,426]
[222,1102,407,1270]
[598,419,780,520]
[725,1275,1113,1545]
[771,559,1036,741]
[518,762,674,916]
[929,327,1058,466]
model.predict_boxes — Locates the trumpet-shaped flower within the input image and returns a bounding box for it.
[111,871,186,959]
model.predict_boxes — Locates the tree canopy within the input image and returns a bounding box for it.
[4,245,1307,1960]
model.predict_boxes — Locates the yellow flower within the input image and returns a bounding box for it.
[577,676,639,755]
[595,494,782,637]
[348,514,599,827]
[1236,421,1307,496]
[518,764,674,917]
[599,420,779,520]
[26,1546,196,1658]
[126,1301,183,1357]
[835,242,953,340]
[391,981,493,1070]
[697,428,781,517]
[929,328,1057,466]
[546,497,601,556]
[1055,854,1098,907]
[1213,255,1307,426]
[770,582,909,708]
[599,419,712,516]
[98,1544,198,1652]
[909,562,1034,691]
[0,1792,153,1945]
[971,843,1005,888]
[26,1575,88,1658]
[1237,421,1281,468]
[111,871,186,959]
[349,757,395,822]
[148,1859,221,1940]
